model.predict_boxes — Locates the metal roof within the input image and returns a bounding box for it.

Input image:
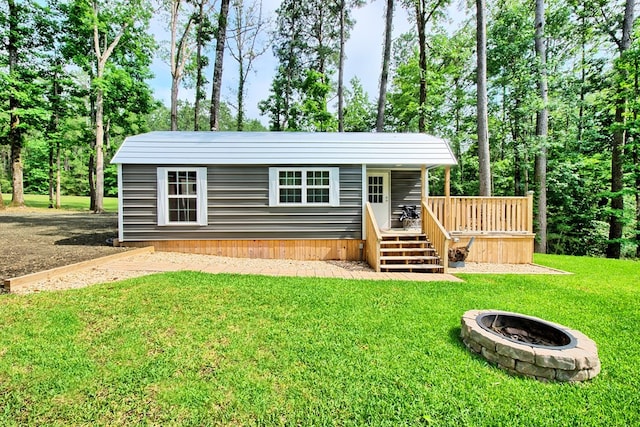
[111,131,457,167]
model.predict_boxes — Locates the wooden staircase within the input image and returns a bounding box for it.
[379,232,444,273]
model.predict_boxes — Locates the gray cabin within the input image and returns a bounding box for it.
[111,131,457,267]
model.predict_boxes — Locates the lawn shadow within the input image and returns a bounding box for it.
[448,326,466,349]
[55,231,116,246]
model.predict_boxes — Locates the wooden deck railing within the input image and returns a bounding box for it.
[426,194,534,233]
[364,202,382,272]
[421,200,451,271]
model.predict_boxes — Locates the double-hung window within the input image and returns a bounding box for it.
[157,167,208,226]
[269,167,339,207]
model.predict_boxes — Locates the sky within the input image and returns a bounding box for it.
[149,1,467,126]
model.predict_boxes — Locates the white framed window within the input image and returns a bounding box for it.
[157,167,208,226]
[269,167,340,207]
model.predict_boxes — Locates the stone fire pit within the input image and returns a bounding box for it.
[460,310,600,382]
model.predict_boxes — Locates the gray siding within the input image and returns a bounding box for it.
[121,164,362,241]
[390,170,422,228]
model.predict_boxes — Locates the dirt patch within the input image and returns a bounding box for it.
[0,208,127,282]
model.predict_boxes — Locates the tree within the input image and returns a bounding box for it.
[227,0,269,131]
[63,0,154,213]
[260,0,345,132]
[343,77,375,131]
[163,0,197,131]
[210,0,231,131]
[476,0,491,196]
[402,0,449,133]
[376,0,394,132]
[605,0,635,259]
[192,0,216,130]
[337,0,365,132]
[0,0,50,207]
[534,0,549,253]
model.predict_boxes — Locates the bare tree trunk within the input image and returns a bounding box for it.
[170,78,180,131]
[91,3,127,214]
[577,9,586,144]
[88,151,96,211]
[534,0,548,253]
[338,0,346,132]
[415,1,427,133]
[49,141,54,208]
[0,182,4,210]
[237,58,245,131]
[606,0,635,259]
[193,0,206,131]
[635,133,640,258]
[376,0,394,132]
[56,140,61,209]
[477,0,491,196]
[95,87,105,213]
[169,0,196,131]
[210,0,231,131]
[8,0,24,207]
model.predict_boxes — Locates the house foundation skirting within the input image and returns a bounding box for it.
[119,239,364,261]
[450,233,535,264]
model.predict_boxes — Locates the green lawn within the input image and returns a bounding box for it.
[0,255,638,426]
[1,193,117,212]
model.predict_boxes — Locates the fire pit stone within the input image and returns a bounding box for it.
[460,309,600,382]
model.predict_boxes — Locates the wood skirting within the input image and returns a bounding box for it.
[120,239,364,261]
[449,233,534,264]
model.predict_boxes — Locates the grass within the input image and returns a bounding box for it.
[1,193,117,213]
[0,255,638,426]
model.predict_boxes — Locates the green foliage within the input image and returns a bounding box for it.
[1,257,639,424]
[343,77,375,132]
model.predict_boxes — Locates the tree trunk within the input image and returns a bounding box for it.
[88,151,95,212]
[94,86,105,213]
[338,0,346,132]
[210,0,231,131]
[635,134,640,258]
[415,1,427,133]
[170,77,179,131]
[376,0,394,132]
[0,182,4,210]
[56,140,61,209]
[534,0,548,253]
[606,0,635,259]
[237,57,245,131]
[49,141,55,208]
[477,0,491,196]
[8,0,24,207]
[193,0,206,131]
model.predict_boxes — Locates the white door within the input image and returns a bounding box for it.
[367,171,390,230]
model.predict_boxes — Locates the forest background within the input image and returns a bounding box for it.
[1,0,639,259]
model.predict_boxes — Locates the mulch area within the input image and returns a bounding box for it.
[0,208,127,283]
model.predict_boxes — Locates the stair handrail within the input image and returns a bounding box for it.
[365,202,382,272]
[421,200,451,271]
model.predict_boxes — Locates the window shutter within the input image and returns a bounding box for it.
[157,168,168,225]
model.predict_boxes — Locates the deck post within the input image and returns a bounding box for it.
[421,165,427,202]
[445,166,451,231]
[527,190,534,233]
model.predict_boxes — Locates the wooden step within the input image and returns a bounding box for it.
[380,239,428,246]
[380,264,444,271]
[380,247,436,253]
[380,255,440,261]
[382,233,424,239]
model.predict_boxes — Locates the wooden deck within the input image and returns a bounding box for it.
[365,195,535,272]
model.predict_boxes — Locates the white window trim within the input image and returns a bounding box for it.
[269,167,340,207]
[157,167,208,226]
